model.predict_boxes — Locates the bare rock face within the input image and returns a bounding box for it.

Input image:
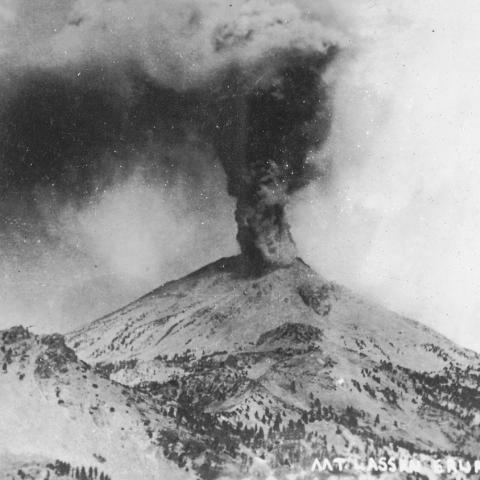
[35,334,78,378]
[298,282,338,316]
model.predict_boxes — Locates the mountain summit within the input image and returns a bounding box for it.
[1,257,480,479]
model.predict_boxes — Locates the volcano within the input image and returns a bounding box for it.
[1,257,480,479]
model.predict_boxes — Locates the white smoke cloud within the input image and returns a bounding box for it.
[55,169,236,283]
[8,0,344,90]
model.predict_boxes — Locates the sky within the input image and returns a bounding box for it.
[1,0,480,353]
[292,0,480,352]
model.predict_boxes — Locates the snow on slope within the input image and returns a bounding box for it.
[68,256,478,374]
[64,256,480,477]
[0,327,192,480]
[3,257,480,479]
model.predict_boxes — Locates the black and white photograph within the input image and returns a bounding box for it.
[0,1,479,479]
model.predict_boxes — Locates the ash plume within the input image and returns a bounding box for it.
[211,49,336,268]
[0,0,342,272]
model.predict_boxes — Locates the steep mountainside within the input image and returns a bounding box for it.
[66,257,480,478]
[2,256,480,479]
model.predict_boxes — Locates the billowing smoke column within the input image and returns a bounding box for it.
[212,49,335,268]
[0,0,342,271]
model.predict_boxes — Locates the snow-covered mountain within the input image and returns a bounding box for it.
[2,256,480,479]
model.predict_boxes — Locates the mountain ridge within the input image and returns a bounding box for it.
[1,256,480,479]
